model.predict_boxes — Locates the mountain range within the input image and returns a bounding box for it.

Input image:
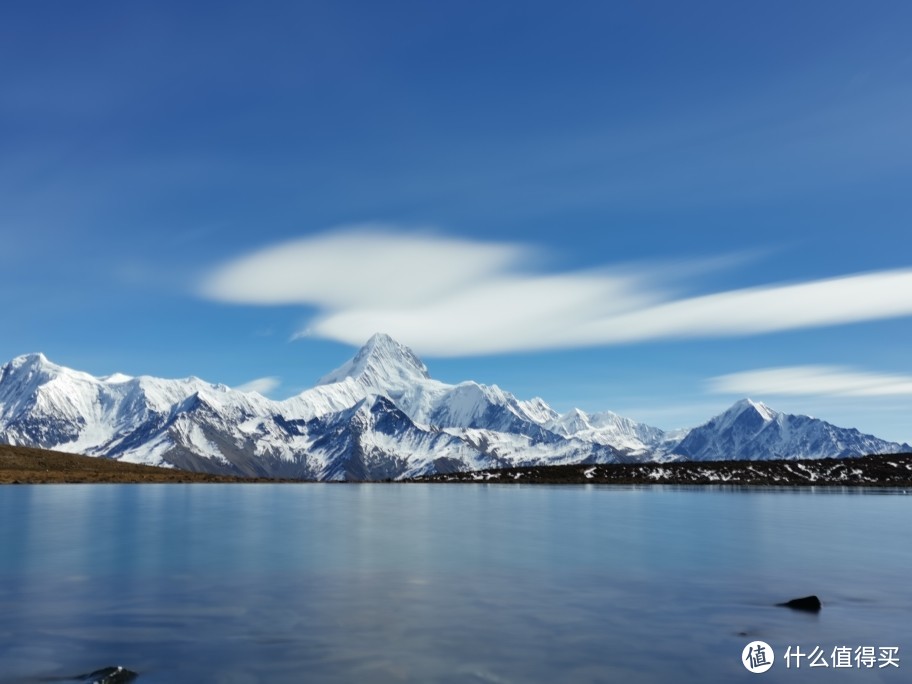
[0,334,908,480]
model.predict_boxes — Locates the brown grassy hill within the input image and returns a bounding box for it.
[0,444,288,484]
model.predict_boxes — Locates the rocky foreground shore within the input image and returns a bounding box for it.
[410,453,912,486]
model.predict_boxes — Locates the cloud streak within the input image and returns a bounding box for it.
[200,225,528,309]
[709,366,912,397]
[235,376,281,395]
[200,226,912,356]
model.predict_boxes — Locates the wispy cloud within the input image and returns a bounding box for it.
[235,376,281,395]
[199,226,912,356]
[709,366,912,397]
[200,225,528,309]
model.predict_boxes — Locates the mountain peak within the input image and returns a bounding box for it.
[2,353,62,381]
[698,398,779,436]
[10,352,51,368]
[364,332,405,351]
[728,398,776,421]
[316,333,431,388]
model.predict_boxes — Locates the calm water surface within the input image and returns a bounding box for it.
[0,484,908,683]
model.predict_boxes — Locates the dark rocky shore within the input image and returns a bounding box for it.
[409,453,912,486]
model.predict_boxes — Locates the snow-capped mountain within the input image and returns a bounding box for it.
[671,398,908,461]
[317,334,563,441]
[0,335,908,480]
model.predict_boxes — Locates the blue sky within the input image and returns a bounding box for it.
[2,1,912,440]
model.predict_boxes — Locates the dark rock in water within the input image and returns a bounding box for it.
[75,666,139,683]
[777,595,822,612]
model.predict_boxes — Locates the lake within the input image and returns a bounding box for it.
[0,484,908,683]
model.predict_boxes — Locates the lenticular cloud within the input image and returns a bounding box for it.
[709,366,912,397]
[199,225,912,356]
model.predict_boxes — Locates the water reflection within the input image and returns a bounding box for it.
[0,484,909,682]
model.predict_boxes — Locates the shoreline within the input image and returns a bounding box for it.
[411,452,912,487]
[2,444,911,486]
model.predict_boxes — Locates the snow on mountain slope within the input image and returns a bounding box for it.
[546,408,667,454]
[317,333,431,387]
[0,341,572,478]
[312,333,598,444]
[304,394,497,480]
[671,398,911,461]
[1,337,908,480]
[0,353,286,469]
[450,426,630,467]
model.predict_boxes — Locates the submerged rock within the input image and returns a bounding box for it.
[75,666,139,683]
[777,595,822,612]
